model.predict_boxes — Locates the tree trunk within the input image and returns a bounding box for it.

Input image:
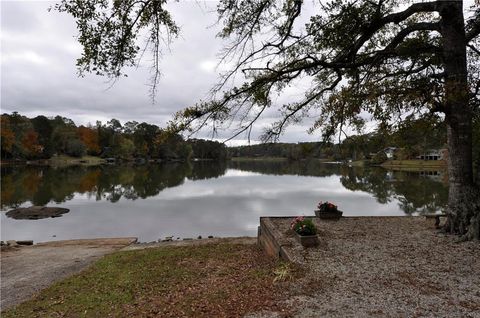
[440,1,479,240]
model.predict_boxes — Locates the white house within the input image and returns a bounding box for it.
[417,149,448,161]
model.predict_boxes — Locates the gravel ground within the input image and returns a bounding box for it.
[273,217,480,318]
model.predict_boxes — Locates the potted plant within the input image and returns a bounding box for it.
[290,216,319,247]
[315,201,343,219]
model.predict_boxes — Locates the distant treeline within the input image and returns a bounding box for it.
[229,116,451,161]
[0,112,226,161]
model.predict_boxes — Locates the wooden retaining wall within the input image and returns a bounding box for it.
[257,217,295,262]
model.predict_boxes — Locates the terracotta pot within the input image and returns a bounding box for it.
[295,233,319,247]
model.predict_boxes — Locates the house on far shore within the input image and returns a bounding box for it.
[416,148,448,161]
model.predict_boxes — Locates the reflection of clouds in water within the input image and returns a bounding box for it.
[2,172,406,242]
[159,175,354,200]
[223,169,262,177]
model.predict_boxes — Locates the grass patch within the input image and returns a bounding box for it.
[381,159,446,170]
[3,243,289,317]
[48,155,105,166]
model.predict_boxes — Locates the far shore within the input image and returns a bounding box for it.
[0,155,105,166]
[1,156,450,171]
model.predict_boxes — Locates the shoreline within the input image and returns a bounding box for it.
[380,159,447,169]
[3,216,479,317]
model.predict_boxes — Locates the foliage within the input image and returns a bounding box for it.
[77,126,101,155]
[188,138,227,160]
[273,263,293,283]
[21,130,42,158]
[31,115,55,158]
[290,216,317,236]
[371,151,388,165]
[52,0,179,98]
[229,116,449,161]
[165,2,479,143]
[317,201,338,213]
[51,122,78,154]
[1,116,15,157]
[65,139,86,157]
[0,112,203,162]
[53,1,478,138]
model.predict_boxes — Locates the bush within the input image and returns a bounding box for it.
[65,139,86,157]
[371,151,388,164]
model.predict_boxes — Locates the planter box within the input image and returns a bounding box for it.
[315,210,343,220]
[295,233,319,247]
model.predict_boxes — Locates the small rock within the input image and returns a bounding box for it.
[6,206,69,220]
[208,235,214,239]
[197,235,202,240]
[16,240,33,246]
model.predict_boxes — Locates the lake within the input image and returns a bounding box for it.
[0,160,448,242]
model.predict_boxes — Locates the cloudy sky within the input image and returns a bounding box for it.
[2,1,476,144]
[1,0,328,144]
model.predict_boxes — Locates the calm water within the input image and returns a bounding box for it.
[0,161,448,242]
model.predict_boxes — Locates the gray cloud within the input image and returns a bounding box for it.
[0,0,323,144]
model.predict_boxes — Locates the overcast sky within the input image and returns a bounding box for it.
[1,0,327,144]
[1,1,476,145]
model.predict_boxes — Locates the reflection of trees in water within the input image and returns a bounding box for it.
[0,162,227,208]
[188,161,228,181]
[228,160,341,177]
[228,160,447,215]
[340,167,448,214]
[1,161,447,214]
[340,167,393,204]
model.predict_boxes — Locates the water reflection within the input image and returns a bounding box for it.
[339,166,448,214]
[227,159,341,177]
[229,160,448,215]
[0,161,447,242]
[1,161,227,209]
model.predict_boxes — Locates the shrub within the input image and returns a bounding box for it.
[65,139,86,157]
[371,151,388,164]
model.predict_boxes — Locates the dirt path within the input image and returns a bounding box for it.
[1,237,137,310]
